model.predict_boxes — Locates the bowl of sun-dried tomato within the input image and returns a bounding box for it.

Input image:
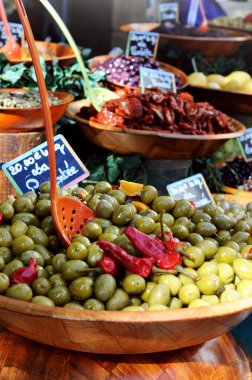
[66,89,246,159]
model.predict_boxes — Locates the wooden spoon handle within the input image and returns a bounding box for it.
[14,0,58,200]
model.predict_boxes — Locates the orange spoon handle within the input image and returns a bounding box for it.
[14,0,58,201]
[0,0,13,40]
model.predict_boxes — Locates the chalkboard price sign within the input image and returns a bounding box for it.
[2,134,90,195]
[167,173,214,208]
[126,31,159,59]
[0,21,23,48]
[158,3,179,23]
[140,67,176,92]
[237,127,252,162]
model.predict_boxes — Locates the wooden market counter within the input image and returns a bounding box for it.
[0,327,250,379]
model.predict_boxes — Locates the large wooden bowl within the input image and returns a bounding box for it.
[6,41,75,66]
[120,23,252,57]
[0,294,251,354]
[89,55,188,90]
[188,85,252,115]
[0,88,74,132]
[66,100,246,160]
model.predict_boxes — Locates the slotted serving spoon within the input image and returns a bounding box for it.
[0,0,21,59]
[15,0,95,247]
[197,0,209,33]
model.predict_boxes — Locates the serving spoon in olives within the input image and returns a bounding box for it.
[15,0,95,246]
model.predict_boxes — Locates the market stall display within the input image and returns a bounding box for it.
[120,23,252,57]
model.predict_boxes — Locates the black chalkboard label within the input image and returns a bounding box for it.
[140,67,176,92]
[158,3,179,23]
[0,21,23,48]
[237,127,252,162]
[2,134,90,195]
[167,173,214,208]
[126,31,159,59]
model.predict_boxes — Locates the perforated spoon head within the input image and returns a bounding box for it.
[15,0,95,247]
[0,0,21,59]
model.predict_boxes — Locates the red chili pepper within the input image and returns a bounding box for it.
[125,226,181,270]
[96,253,120,276]
[155,231,185,252]
[97,240,154,278]
[10,258,38,286]
[0,212,3,225]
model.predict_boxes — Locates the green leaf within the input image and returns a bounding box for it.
[0,62,26,84]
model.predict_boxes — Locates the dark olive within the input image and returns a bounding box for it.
[40,216,55,235]
[93,218,112,231]
[34,199,51,218]
[33,244,52,266]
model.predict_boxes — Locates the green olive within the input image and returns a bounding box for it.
[106,288,129,310]
[152,196,175,213]
[31,277,51,295]
[196,240,218,259]
[178,283,200,305]
[187,233,204,246]
[195,222,217,237]
[236,279,252,298]
[197,261,218,277]
[122,306,145,311]
[92,218,112,231]
[69,277,94,300]
[172,200,194,218]
[157,274,182,296]
[63,302,84,310]
[23,191,38,205]
[5,283,33,301]
[51,253,67,272]
[183,246,205,268]
[49,273,67,288]
[87,243,103,267]
[0,201,15,220]
[196,274,220,295]
[191,211,212,224]
[148,283,170,306]
[231,231,250,244]
[3,259,24,277]
[31,296,55,306]
[220,289,240,303]
[128,295,142,306]
[66,242,87,260]
[11,212,40,227]
[212,214,234,230]
[107,189,126,204]
[113,234,139,256]
[94,181,112,193]
[203,203,219,217]
[140,185,158,204]
[122,274,146,294]
[10,221,28,238]
[27,226,49,247]
[33,244,52,266]
[160,213,174,228]
[40,216,55,235]
[233,258,252,280]
[234,220,250,233]
[61,260,89,281]
[141,282,156,302]
[95,199,114,219]
[0,228,13,248]
[218,263,234,285]
[0,273,10,293]
[168,297,183,309]
[94,274,116,302]
[0,247,13,264]
[13,197,34,213]
[82,222,102,241]
[47,286,71,306]
[171,224,189,240]
[34,199,51,218]
[216,246,239,265]
[140,210,159,222]
[215,230,231,245]
[20,250,44,266]
[134,216,155,234]
[148,304,169,311]
[71,234,91,247]
[83,298,105,310]
[103,225,121,235]
[201,295,220,305]
[39,181,51,193]
[112,204,137,227]
[188,299,210,308]
[100,194,119,211]
[98,233,117,242]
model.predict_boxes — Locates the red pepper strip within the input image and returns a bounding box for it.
[157,252,182,270]
[0,212,3,225]
[10,258,38,286]
[97,240,154,278]
[96,253,120,276]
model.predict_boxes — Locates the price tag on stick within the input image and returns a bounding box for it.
[158,3,179,23]
[140,67,176,92]
[0,21,23,47]
[167,173,214,208]
[237,127,252,162]
[2,134,90,195]
[126,31,159,59]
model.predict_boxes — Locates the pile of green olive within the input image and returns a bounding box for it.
[0,181,252,311]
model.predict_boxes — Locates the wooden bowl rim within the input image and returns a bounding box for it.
[7,40,75,63]
[89,54,188,90]
[0,294,251,323]
[67,99,246,141]
[0,88,75,111]
[120,23,252,42]
[188,84,252,97]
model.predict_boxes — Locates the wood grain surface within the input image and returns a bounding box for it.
[0,328,250,380]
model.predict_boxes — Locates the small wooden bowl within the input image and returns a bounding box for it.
[6,41,75,66]
[89,55,188,90]
[0,294,251,354]
[0,88,74,132]
[120,23,252,57]
[66,100,246,160]
[188,85,252,115]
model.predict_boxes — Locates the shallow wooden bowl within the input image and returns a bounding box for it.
[120,23,252,57]
[0,88,74,132]
[0,294,251,354]
[89,55,188,90]
[66,100,246,160]
[188,85,252,115]
[6,41,75,66]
